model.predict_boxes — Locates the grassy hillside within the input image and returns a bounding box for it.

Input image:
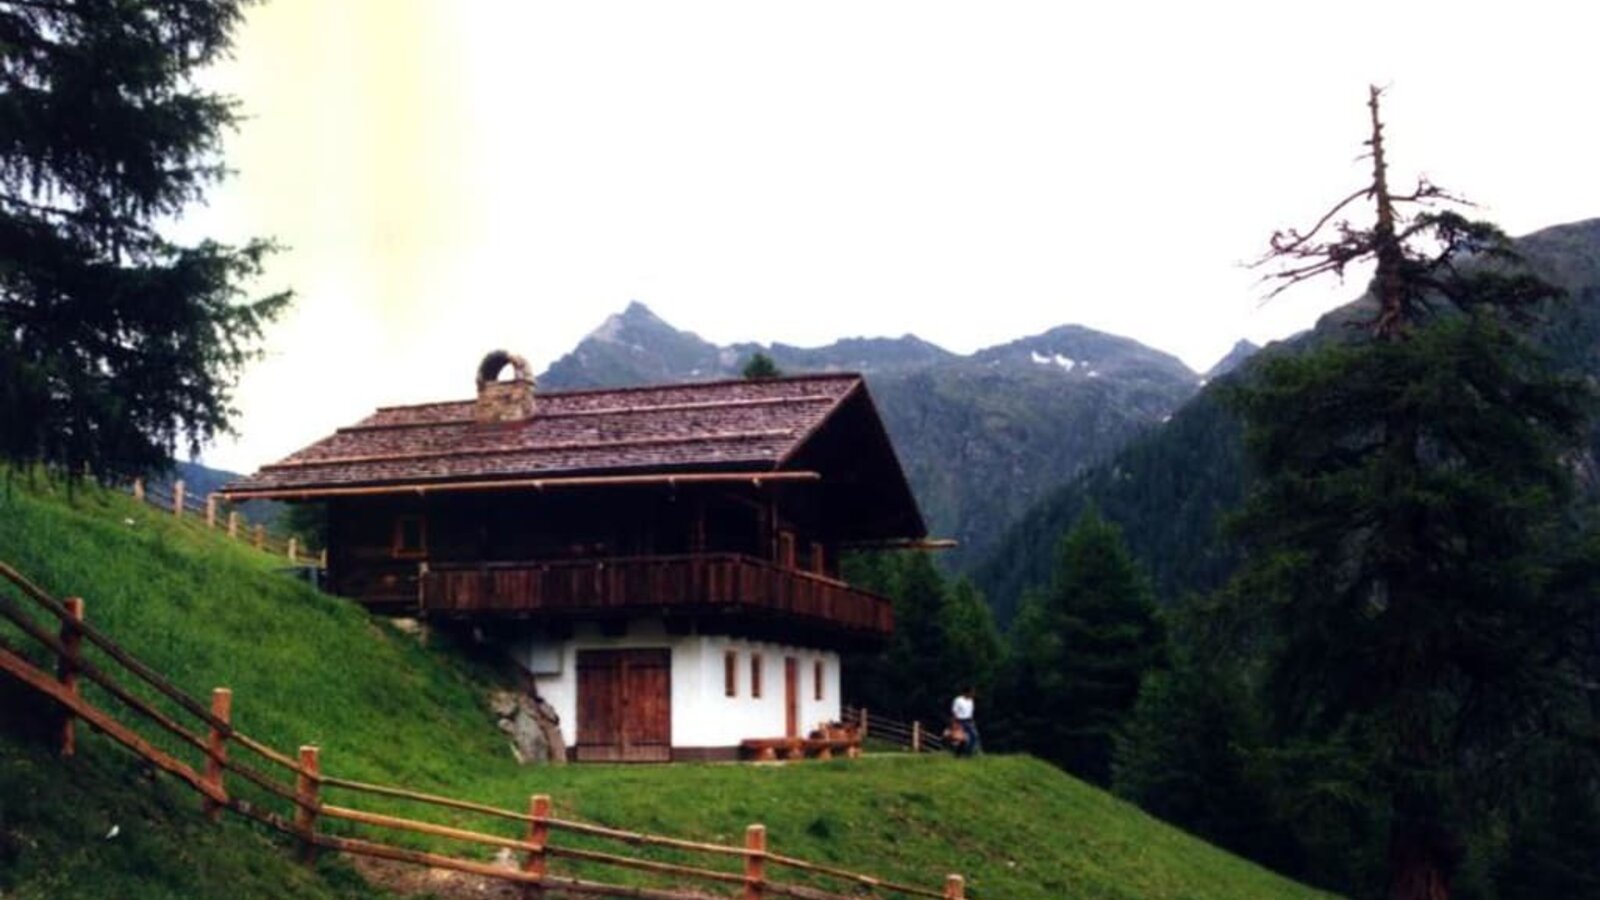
[0,477,1331,899]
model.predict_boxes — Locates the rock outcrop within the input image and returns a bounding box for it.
[489,690,567,765]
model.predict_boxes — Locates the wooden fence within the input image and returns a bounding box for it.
[843,706,949,754]
[129,477,325,569]
[0,561,965,899]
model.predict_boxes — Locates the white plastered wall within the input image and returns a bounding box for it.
[509,620,841,749]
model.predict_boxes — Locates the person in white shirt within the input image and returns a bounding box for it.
[951,687,979,756]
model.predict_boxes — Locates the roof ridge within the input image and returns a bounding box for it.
[266,428,796,471]
[370,372,862,414]
[344,393,842,434]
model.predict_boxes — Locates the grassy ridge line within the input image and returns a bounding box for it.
[0,479,1333,899]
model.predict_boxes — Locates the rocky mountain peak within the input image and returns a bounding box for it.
[1203,340,1261,381]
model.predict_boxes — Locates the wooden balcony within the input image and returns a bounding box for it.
[416,554,893,637]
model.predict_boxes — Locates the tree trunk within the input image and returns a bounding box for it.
[1387,822,1456,900]
[1368,85,1405,341]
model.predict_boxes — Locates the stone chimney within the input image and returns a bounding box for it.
[475,350,537,423]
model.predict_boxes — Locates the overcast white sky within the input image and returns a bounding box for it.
[187,1,1600,473]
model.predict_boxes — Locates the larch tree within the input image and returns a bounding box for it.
[1227,87,1598,900]
[0,0,289,481]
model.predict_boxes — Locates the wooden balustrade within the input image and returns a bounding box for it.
[419,554,892,635]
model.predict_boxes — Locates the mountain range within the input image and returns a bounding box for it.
[973,217,1600,620]
[539,302,1213,569]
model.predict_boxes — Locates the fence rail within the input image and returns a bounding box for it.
[0,560,965,899]
[129,477,325,568]
[844,706,948,754]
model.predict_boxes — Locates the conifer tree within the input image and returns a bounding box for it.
[1229,87,1598,900]
[938,577,1003,697]
[1008,507,1162,783]
[741,352,782,379]
[0,1,289,480]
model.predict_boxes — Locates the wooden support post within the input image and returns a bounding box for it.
[912,720,922,753]
[319,549,328,569]
[288,537,298,563]
[859,707,869,737]
[203,688,232,822]
[295,745,321,864]
[523,793,550,895]
[743,824,766,900]
[132,478,144,502]
[205,494,218,528]
[253,524,265,550]
[57,597,84,757]
[173,479,185,517]
[228,511,239,538]
[944,874,965,899]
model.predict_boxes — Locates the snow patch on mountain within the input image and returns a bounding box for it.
[1031,350,1080,371]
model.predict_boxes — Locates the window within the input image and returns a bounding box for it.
[724,651,738,697]
[751,654,763,699]
[814,659,824,701]
[392,515,427,558]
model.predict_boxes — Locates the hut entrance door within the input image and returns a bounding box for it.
[784,657,799,738]
[575,648,671,762]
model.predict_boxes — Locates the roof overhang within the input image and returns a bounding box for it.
[219,469,822,502]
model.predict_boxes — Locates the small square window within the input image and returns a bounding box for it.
[392,515,427,558]
[725,651,738,697]
[814,659,824,701]
[751,654,763,699]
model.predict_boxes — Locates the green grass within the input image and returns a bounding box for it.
[0,477,1334,899]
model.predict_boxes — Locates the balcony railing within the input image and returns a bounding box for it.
[417,553,892,635]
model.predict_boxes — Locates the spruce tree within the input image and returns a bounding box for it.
[938,577,1002,697]
[741,352,781,379]
[1228,87,1599,900]
[1009,507,1162,783]
[0,1,289,481]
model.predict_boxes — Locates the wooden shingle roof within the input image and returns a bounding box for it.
[224,374,875,496]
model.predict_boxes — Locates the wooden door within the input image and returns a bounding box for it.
[784,657,799,738]
[576,649,672,762]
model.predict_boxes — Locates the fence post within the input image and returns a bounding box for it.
[202,687,232,822]
[206,494,218,528]
[253,524,265,550]
[288,537,298,564]
[295,745,321,864]
[944,874,965,899]
[524,793,550,894]
[743,824,766,900]
[132,478,144,502]
[56,597,85,757]
[173,479,185,517]
[912,720,922,753]
[228,511,239,538]
[859,707,868,738]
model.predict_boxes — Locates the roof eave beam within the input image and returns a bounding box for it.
[219,470,822,502]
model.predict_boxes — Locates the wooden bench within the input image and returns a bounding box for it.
[740,736,862,761]
[801,737,862,760]
[740,738,801,761]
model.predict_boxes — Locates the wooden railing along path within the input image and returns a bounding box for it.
[844,706,949,754]
[128,477,325,569]
[0,561,965,899]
